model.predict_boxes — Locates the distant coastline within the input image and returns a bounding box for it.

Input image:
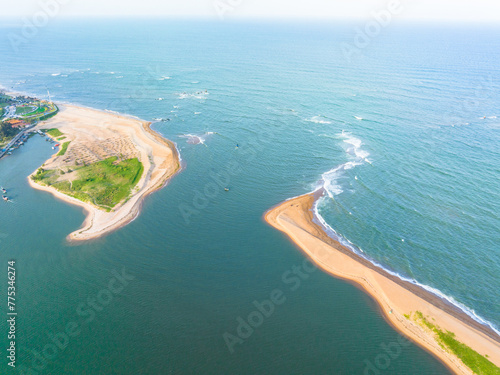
[265,192,500,375]
[28,103,181,241]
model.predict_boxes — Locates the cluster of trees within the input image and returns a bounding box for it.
[0,122,17,142]
[0,93,14,103]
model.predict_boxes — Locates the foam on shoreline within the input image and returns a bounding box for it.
[309,130,500,337]
[312,195,500,337]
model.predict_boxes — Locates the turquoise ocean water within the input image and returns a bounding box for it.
[0,19,499,374]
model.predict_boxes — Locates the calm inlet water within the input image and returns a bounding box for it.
[1,19,499,374]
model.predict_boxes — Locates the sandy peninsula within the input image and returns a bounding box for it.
[29,104,181,242]
[265,192,500,375]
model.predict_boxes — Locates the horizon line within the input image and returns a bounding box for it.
[1,15,500,24]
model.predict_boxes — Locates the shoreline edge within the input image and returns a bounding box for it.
[28,103,181,242]
[264,192,500,375]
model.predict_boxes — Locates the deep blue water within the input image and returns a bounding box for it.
[0,19,499,374]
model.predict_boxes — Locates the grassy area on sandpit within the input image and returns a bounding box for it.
[44,128,64,138]
[57,141,70,156]
[411,311,500,375]
[32,157,144,211]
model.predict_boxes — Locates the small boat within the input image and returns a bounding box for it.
[1,188,6,193]
[2,196,8,201]
[224,188,229,192]
[55,143,60,147]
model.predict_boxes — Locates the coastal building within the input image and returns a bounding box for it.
[5,119,27,128]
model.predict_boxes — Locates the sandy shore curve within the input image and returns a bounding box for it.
[264,192,500,375]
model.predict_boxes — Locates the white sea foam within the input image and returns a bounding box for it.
[103,109,123,115]
[312,197,500,336]
[179,131,215,145]
[311,133,500,336]
[343,134,371,163]
[307,115,331,124]
[316,132,370,198]
[51,73,60,76]
[159,76,171,80]
[354,116,363,120]
[178,91,209,100]
[174,142,183,162]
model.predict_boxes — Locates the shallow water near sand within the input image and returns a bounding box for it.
[1,19,499,374]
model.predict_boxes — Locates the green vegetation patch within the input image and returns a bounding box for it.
[0,94,14,108]
[44,128,64,138]
[31,167,56,185]
[0,122,17,143]
[32,157,144,211]
[15,106,36,115]
[57,136,66,141]
[57,142,70,156]
[38,104,58,121]
[413,311,500,375]
[23,106,47,117]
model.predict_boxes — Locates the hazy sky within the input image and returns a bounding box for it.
[2,0,500,21]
